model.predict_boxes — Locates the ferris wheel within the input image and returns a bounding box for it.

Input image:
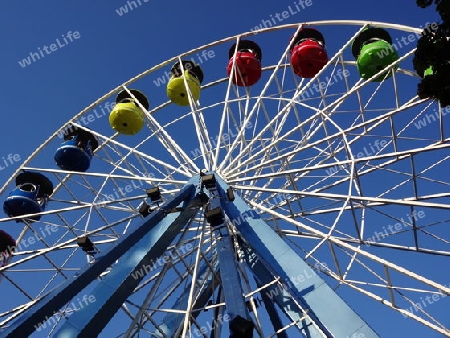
[0,20,449,337]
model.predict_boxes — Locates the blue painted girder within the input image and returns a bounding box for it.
[1,172,380,338]
[54,189,208,337]
[0,180,197,338]
[240,240,318,337]
[207,186,251,325]
[214,175,379,338]
[153,252,219,337]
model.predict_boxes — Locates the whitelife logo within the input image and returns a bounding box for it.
[18,31,81,68]
[0,153,21,171]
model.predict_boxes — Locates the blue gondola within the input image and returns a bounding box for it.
[3,172,54,222]
[54,125,99,172]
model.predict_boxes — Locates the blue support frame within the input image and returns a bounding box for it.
[214,174,379,338]
[208,188,250,322]
[259,291,287,338]
[0,180,197,338]
[153,252,219,337]
[202,176,254,337]
[1,172,380,337]
[214,224,249,321]
[240,238,319,337]
[55,204,205,337]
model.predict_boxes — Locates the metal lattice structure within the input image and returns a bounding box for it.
[0,21,449,337]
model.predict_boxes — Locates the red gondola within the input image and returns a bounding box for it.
[0,230,16,266]
[290,28,328,78]
[227,40,262,87]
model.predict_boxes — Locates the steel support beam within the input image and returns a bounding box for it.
[202,173,254,338]
[0,180,197,338]
[54,191,208,337]
[240,239,318,338]
[154,254,219,338]
[2,172,381,338]
[215,174,379,338]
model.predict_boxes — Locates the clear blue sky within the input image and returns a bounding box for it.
[0,1,446,337]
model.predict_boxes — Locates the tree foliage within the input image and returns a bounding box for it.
[413,0,450,106]
[416,0,450,20]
